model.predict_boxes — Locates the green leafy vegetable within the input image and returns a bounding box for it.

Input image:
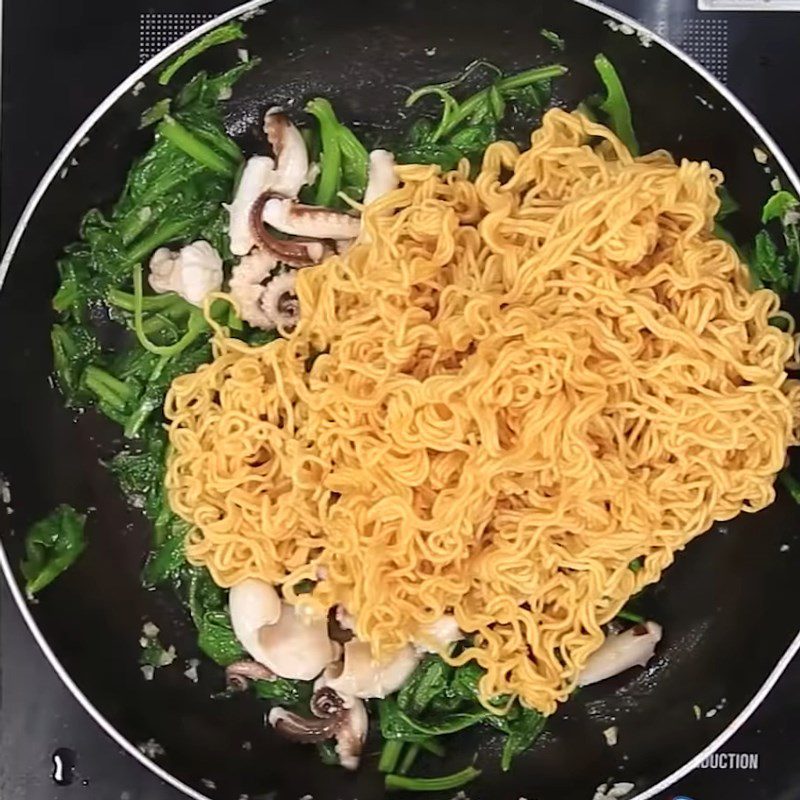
[616,608,645,624]
[306,98,344,206]
[157,115,238,176]
[140,98,172,129]
[141,523,188,587]
[716,186,739,222]
[50,63,244,448]
[188,568,245,666]
[445,660,485,704]
[337,125,370,199]
[399,62,566,170]
[108,428,168,516]
[411,63,567,141]
[20,506,87,595]
[196,609,244,666]
[593,53,639,156]
[305,98,369,205]
[398,655,454,716]
[159,22,246,86]
[385,766,481,792]
[253,677,311,707]
[396,143,464,171]
[379,739,406,772]
[398,743,421,775]
[496,705,546,771]
[780,469,800,504]
[541,29,565,51]
[747,189,800,292]
[751,230,789,292]
[51,324,100,405]
[380,656,545,772]
[762,190,798,224]
[176,61,260,109]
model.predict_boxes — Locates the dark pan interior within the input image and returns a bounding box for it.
[1,1,799,799]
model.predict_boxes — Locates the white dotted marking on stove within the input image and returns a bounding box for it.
[653,18,729,83]
[139,12,217,64]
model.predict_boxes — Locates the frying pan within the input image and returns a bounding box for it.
[2,1,799,799]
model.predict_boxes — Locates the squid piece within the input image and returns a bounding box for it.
[262,196,360,241]
[229,252,299,331]
[578,621,663,687]
[363,149,399,205]
[249,192,328,266]
[263,107,310,199]
[229,578,337,681]
[228,155,275,256]
[147,240,223,306]
[319,639,419,699]
[269,687,368,770]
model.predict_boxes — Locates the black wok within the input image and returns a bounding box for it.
[2,1,799,799]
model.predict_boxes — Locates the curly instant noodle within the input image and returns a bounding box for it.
[164,109,800,713]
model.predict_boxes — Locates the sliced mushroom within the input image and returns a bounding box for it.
[225,660,276,692]
[578,621,663,687]
[263,107,310,199]
[413,614,463,654]
[262,197,360,241]
[320,639,419,699]
[229,578,336,681]
[249,191,327,266]
[363,149,399,205]
[228,156,275,256]
[269,686,368,770]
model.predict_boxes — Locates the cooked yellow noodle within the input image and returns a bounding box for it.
[164,109,800,713]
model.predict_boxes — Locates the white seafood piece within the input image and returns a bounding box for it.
[148,240,222,306]
[268,689,368,770]
[263,107,310,198]
[320,639,419,699]
[262,197,360,240]
[578,621,663,687]
[229,579,336,681]
[228,250,282,330]
[228,155,275,256]
[363,149,399,205]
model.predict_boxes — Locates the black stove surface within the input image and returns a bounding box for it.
[2,2,800,799]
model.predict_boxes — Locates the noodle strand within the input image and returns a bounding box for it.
[165,109,800,713]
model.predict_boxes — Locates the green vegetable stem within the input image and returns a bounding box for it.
[305,98,369,205]
[593,53,639,156]
[398,61,566,171]
[385,766,481,792]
